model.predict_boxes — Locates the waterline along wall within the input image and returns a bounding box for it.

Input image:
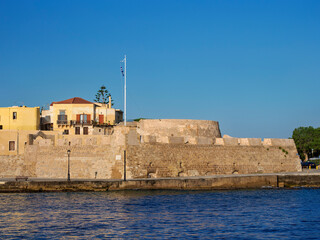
[0,119,301,179]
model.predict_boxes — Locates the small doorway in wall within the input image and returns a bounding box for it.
[83,127,88,135]
[99,115,104,124]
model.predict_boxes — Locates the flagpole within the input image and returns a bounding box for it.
[124,55,127,126]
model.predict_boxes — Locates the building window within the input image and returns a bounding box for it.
[76,114,91,124]
[9,141,15,151]
[57,110,67,124]
[83,127,88,135]
[75,127,80,135]
[63,129,69,135]
[80,114,87,124]
[13,112,17,119]
[0,125,2,130]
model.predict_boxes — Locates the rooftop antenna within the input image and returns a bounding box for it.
[120,55,127,126]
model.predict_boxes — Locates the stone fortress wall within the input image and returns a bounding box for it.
[137,119,221,144]
[0,119,302,179]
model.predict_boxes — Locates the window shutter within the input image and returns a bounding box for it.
[87,114,91,122]
[76,114,80,122]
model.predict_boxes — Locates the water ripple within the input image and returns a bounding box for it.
[0,189,320,239]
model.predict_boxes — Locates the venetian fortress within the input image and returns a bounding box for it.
[0,119,302,179]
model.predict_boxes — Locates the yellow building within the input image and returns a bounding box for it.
[0,106,40,131]
[41,97,123,135]
[0,129,43,156]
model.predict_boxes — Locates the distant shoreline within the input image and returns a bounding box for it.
[1,172,320,193]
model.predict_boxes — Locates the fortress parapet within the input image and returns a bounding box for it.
[214,137,296,147]
[137,119,220,144]
[137,119,221,142]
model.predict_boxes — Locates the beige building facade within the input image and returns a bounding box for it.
[41,97,123,135]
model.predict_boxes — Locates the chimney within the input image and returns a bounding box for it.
[108,96,112,108]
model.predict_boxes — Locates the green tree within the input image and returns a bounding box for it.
[292,126,316,161]
[311,128,320,156]
[94,85,113,105]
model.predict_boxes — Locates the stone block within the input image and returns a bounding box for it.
[248,138,262,146]
[263,138,272,146]
[143,135,156,143]
[239,138,250,146]
[224,138,239,146]
[197,137,213,145]
[157,136,169,144]
[137,119,222,140]
[214,138,224,145]
[168,137,184,144]
[272,139,295,147]
[127,130,140,146]
[184,137,197,144]
[264,138,295,147]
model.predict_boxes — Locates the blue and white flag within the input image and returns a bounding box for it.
[120,67,124,77]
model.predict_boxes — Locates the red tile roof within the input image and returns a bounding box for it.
[50,97,93,106]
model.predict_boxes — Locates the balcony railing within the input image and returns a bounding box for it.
[56,119,112,126]
[57,120,68,125]
[70,120,94,126]
[57,115,68,125]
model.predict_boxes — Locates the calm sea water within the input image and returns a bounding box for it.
[0,189,320,239]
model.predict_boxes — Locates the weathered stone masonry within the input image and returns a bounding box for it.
[126,144,300,179]
[0,119,301,179]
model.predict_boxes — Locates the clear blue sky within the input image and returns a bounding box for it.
[0,0,319,138]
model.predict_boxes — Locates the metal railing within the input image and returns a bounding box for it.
[57,120,68,125]
[70,120,94,125]
[57,115,68,125]
[56,119,112,126]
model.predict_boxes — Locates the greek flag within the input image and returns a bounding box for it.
[120,67,124,77]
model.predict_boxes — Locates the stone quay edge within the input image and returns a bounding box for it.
[0,172,319,193]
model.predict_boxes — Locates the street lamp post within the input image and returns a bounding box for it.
[67,150,71,182]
